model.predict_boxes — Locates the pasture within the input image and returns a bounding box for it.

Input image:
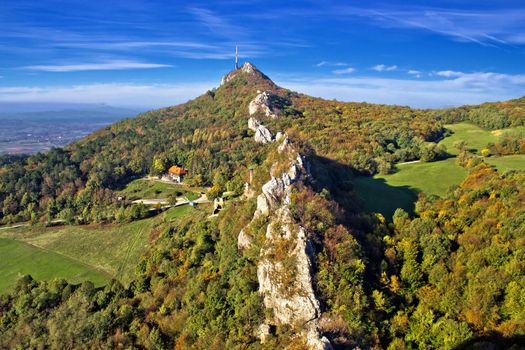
[355,122,525,219]
[0,202,206,293]
[118,178,201,201]
[0,238,108,294]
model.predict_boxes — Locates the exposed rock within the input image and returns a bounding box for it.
[252,155,302,219]
[221,62,273,85]
[249,91,279,119]
[305,323,333,350]
[237,229,253,250]
[241,62,257,74]
[248,117,273,144]
[238,122,331,349]
[257,218,320,325]
[257,324,271,343]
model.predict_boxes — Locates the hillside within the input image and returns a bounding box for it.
[1,63,525,349]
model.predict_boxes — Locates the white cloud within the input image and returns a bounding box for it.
[316,61,347,67]
[335,6,525,46]
[408,70,421,78]
[24,60,172,72]
[2,70,524,110]
[373,64,398,72]
[279,71,525,108]
[332,67,356,74]
[436,70,465,78]
[0,82,215,108]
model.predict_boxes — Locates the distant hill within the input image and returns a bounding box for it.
[0,104,143,122]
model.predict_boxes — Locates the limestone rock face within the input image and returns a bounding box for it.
[252,154,302,219]
[220,62,273,85]
[241,62,257,74]
[237,229,253,250]
[249,91,279,119]
[257,218,320,325]
[238,119,332,350]
[248,117,273,144]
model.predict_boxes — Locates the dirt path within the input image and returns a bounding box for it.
[133,193,210,210]
[398,160,421,165]
[0,223,29,231]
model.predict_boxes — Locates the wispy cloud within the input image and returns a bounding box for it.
[23,60,172,72]
[187,6,245,39]
[332,67,356,74]
[408,70,421,78]
[373,64,398,72]
[0,82,215,108]
[279,70,525,108]
[436,70,465,78]
[57,41,219,50]
[2,70,524,109]
[316,61,347,67]
[335,5,525,46]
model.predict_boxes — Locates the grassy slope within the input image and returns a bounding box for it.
[355,123,525,219]
[0,238,108,293]
[1,218,155,286]
[0,203,211,293]
[485,154,525,172]
[439,122,498,155]
[118,179,201,201]
[354,158,468,219]
[378,158,468,197]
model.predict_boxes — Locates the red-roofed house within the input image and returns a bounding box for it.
[167,165,188,183]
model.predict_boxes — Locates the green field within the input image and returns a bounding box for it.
[439,122,525,156]
[439,123,499,155]
[0,238,108,293]
[355,123,525,219]
[0,202,210,293]
[354,158,468,219]
[485,155,525,172]
[164,205,195,221]
[119,178,201,201]
[1,218,155,286]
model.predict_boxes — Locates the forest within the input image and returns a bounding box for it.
[1,64,525,349]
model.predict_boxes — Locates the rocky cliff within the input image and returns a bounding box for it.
[221,62,274,86]
[238,113,332,349]
[249,91,280,119]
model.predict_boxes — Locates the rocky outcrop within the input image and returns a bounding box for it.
[249,91,279,119]
[221,62,273,85]
[238,119,332,349]
[237,229,253,250]
[248,117,273,144]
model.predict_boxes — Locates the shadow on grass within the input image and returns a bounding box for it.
[353,176,418,221]
[305,154,418,221]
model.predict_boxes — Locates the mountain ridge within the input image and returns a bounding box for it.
[1,63,525,349]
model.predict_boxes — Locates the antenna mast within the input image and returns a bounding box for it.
[235,45,239,70]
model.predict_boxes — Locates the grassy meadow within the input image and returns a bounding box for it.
[439,123,499,155]
[485,154,525,172]
[355,122,525,219]
[0,201,208,293]
[0,238,108,293]
[118,178,201,201]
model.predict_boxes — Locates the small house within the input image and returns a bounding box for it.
[167,165,188,183]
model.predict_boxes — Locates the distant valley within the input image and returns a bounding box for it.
[0,105,142,154]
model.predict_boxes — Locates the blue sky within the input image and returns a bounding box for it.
[1,0,525,109]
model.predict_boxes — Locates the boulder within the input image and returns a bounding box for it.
[248,117,273,144]
[249,91,279,119]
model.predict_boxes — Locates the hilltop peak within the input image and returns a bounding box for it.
[220,62,274,87]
